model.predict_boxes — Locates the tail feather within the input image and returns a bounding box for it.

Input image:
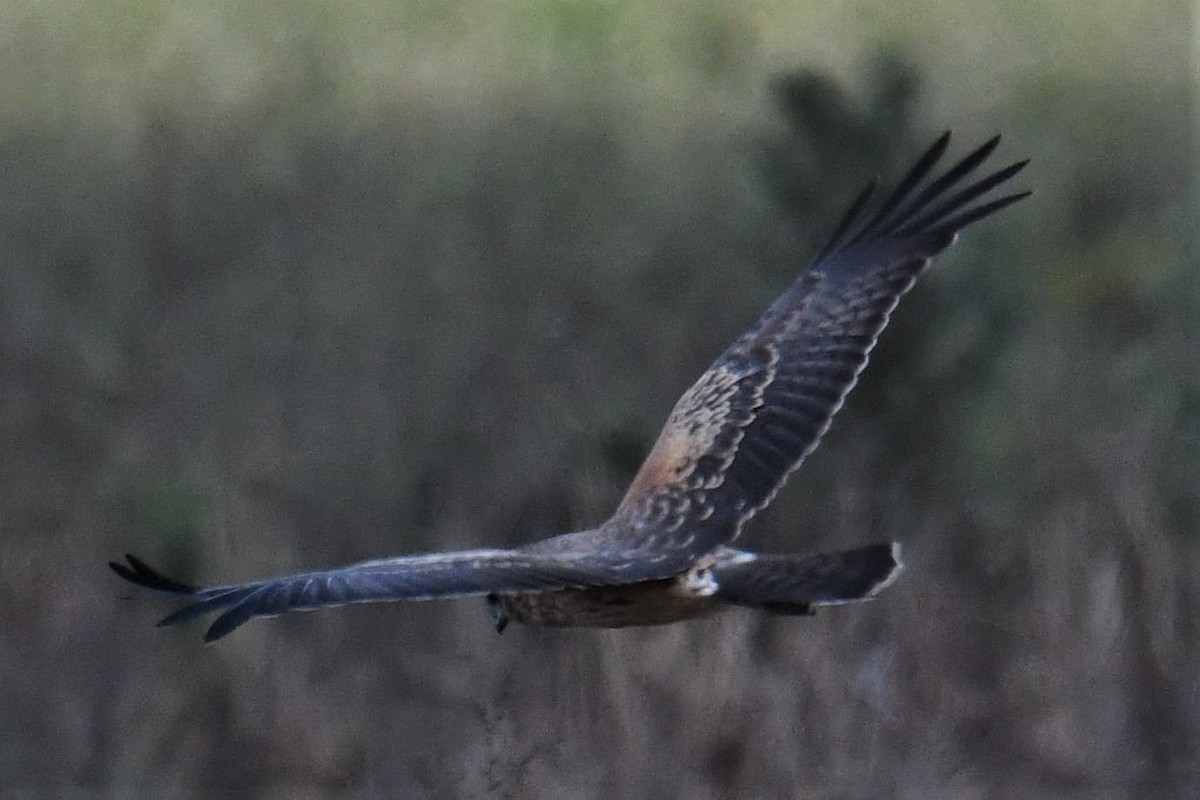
[712,543,901,614]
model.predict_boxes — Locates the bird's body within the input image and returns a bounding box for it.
[491,577,717,630]
[111,132,1028,642]
[489,542,900,630]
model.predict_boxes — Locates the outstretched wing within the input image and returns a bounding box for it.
[611,133,1028,555]
[110,547,674,641]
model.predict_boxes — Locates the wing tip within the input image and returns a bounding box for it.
[829,133,1029,253]
[109,553,200,595]
[204,618,237,643]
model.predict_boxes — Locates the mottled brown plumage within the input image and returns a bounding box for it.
[111,133,1027,642]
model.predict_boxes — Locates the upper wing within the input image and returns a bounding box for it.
[610,133,1029,555]
[110,547,671,641]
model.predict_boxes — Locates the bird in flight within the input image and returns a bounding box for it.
[112,132,1028,642]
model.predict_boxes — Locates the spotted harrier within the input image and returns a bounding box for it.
[111,132,1028,641]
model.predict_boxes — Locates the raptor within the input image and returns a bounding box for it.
[111,132,1028,641]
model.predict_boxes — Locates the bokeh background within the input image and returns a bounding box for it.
[1,1,1196,797]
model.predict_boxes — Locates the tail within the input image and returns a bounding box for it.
[711,543,902,615]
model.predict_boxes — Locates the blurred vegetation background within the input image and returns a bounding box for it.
[0,0,1195,797]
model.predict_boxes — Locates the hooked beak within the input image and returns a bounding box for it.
[486,594,509,634]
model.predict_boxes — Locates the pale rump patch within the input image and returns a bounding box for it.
[679,567,718,597]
